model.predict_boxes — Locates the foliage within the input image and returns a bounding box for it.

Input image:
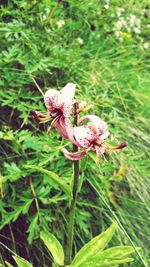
[6,222,135,267]
[0,0,149,266]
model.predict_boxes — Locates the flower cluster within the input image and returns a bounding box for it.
[31,83,127,160]
[104,0,110,10]
[113,10,142,41]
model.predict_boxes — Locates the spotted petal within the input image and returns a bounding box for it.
[54,117,69,139]
[44,89,62,112]
[80,115,109,140]
[73,126,95,148]
[44,83,76,119]
[60,83,76,117]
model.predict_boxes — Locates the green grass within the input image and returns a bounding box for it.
[0,0,149,266]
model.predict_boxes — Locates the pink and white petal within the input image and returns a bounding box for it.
[60,83,76,117]
[73,126,94,148]
[44,89,62,110]
[62,148,87,161]
[80,115,109,139]
[64,117,78,145]
[99,130,109,140]
[54,117,68,139]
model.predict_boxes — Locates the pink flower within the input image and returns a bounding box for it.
[31,83,76,141]
[62,115,128,160]
[44,83,75,118]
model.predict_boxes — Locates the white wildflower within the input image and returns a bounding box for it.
[126,27,131,32]
[77,37,84,45]
[104,0,109,9]
[135,18,141,27]
[130,14,136,25]
[134,27,140,34]
[114,20,123,30]
[104,4,109,9]
[117,7,125,17]
[143,42,149,49]
[56,20,65,28]
[115,31,121,37]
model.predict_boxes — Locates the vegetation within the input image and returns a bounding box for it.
[0,0,149,266]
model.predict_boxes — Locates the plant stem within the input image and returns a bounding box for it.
[65,147,79,265]
[65,103,79,265]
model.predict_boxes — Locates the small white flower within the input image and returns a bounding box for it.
[118,37,123,42]
[135,18,141,27]
[143,42,149,49]
[114,20,123,30]
[115,31,121,37]
[127,27,131,33]
[130,14,136,24]
[77,37,84,45]
[134,27,140,34]
[56,20,65,28]
[104,4,109,9]
[117,7,125,17]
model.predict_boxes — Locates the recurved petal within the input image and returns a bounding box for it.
[73,126,95,148]
[60,83,76,117]
[54,117,69,139]
[80,115,109,140]
[64,117,78,145]
[62,147,87,160]
[44,89,62,111]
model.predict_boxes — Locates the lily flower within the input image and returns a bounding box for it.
[62,115,128,160]
[31,83,76,140]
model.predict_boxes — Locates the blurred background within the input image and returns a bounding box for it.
[0,0,149,266]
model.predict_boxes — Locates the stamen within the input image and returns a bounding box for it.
[111,141,128,150]
[100,141,128,151]
[30,110,50,123]
[47,115,60,134]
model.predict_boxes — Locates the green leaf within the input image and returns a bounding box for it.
[77,173,84,193]
[5,262,14,267]
[88,151,99,164]
[40,230,64,266]
[79,246,135,267]
[27,214,39,244]
[71,222,117,267]
[4,162,22,182]
[97,246,135,259]
[79,257,134,266]
[12,256,33,267]
[26,165,72,199]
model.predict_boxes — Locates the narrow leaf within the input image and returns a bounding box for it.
[12,256,33,267]
[79,257,134,267]
[5,262,14,267]
[40,230,64,266]
[26,165,72,199]
[71,222,117,267]
[97,246,135,259]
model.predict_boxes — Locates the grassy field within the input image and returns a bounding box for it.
[0,1,149,266]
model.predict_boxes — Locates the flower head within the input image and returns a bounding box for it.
[44,83,75,118]
[31,83,76,140]
[31,84,128,162]
[62,115,128,160]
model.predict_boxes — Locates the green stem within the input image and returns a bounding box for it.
[65,147,79,265]
[65,103,79,265]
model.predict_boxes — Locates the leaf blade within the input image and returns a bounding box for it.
[26,165,72,199]
[12,256,33,267]
[40,230,64,266]
[71,221,117,267]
